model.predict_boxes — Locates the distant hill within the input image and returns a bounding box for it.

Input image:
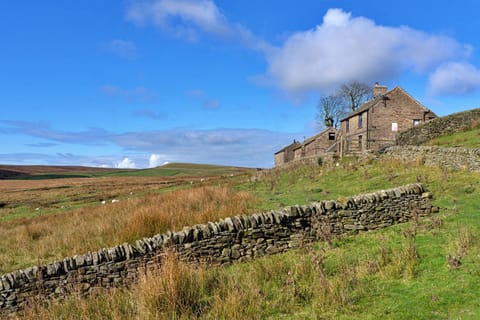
[0,163,254,180]
[0,165,121,180]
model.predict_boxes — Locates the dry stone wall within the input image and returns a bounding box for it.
[397,108,480,146]
[0,183,433,315]
[382,146,480,171]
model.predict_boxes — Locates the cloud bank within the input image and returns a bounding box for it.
[127,3,480,96]
[0,121,295,168]
[265,8,474,95]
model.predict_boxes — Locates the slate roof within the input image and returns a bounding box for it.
[274,141,301,154]
[340,86,434,122]
[292,127,336,151]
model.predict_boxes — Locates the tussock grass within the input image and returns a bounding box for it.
[7,154,480,319]
[0,186,256,273]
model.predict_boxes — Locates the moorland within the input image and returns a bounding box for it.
[2,125,480,319]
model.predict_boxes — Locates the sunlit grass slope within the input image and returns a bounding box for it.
[424,121,480,148]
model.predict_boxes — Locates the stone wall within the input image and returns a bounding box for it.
[397,108,480,146]
[382,146,480,171]
[0,184,433,315]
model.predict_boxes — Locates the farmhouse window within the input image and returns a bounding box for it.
[358,113,363,128]
[358,135,363,150]
[346,120,350,133]
[328,132,335,140]
[413,119,421,126]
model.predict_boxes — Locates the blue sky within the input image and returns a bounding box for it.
[1,1,480,168]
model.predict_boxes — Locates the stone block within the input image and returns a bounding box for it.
[344,224,366,230]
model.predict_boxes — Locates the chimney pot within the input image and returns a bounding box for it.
[373,83,388,97]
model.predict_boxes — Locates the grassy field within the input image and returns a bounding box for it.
[2,148,480,318]
[0,162,252,180]
[4,155,479,319]
[0,163,253,222]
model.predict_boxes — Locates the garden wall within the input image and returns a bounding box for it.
[0,183,433,315]
[397,108,480,146]
[382,146,480,171]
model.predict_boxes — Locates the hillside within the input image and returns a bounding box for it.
[1,151,478,318]
[424,122,480,148]
[0,165,129,180]
[2,129,480,318]
[0,162,253,180]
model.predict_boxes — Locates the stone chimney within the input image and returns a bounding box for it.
[373,82,388,97]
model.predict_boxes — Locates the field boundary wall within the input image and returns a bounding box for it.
[0,183,433,315]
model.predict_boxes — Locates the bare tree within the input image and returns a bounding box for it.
[316,94,346,129]
[316,81,373,129]
[338,81,373,111]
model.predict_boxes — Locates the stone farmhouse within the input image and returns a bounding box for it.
[274,83,437,167]
[292,127,337,160]
[339,84,437,153]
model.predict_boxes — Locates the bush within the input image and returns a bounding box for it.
[317,157,323,167]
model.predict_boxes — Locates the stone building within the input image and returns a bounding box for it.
[339,84,436,153]
[274,83,436,167]
[292,127,337,160]
[274,140,301,166]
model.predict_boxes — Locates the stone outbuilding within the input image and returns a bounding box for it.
[274,140,301,167]
[292,127,338,160]
[339,84,436,153]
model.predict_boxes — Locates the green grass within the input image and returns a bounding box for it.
[17,156,480,319]
[11,162,253,180]
[238,157,435,210]
[100,167,180,177]
[424,122,480,148]
[13,173,97,180]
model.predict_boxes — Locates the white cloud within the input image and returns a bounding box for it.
[265,8,472,95]
[126,0,271,51]
[126,0,229,41]
[112,128,300,167]
[149,153,165,167]
[116,157,136,169]
[428,62,480,96]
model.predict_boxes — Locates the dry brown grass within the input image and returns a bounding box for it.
[0,185,256,274]
[0,176,194,214]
